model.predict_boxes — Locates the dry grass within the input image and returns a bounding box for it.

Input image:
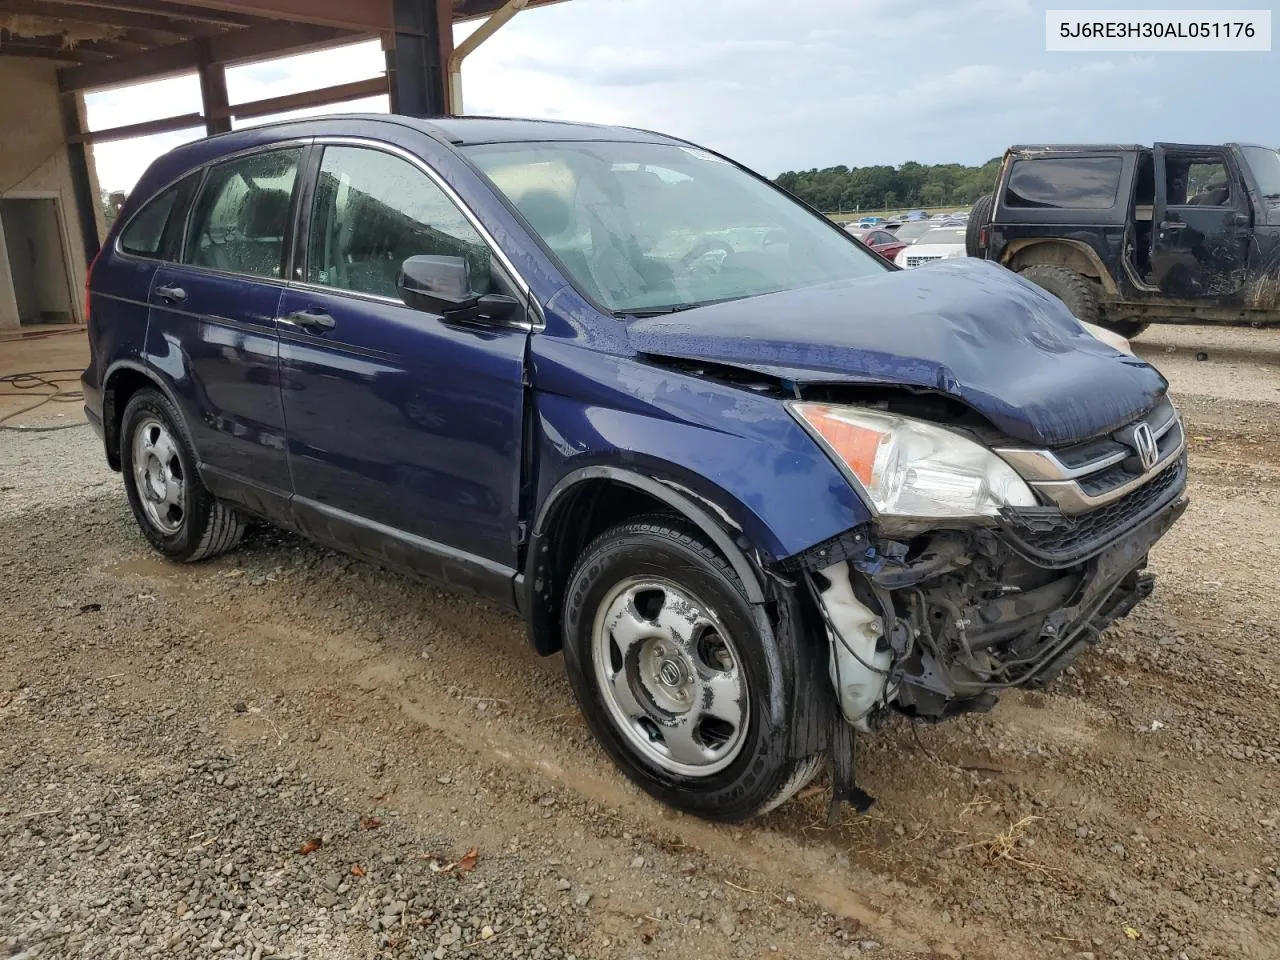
[958,815,1059,874]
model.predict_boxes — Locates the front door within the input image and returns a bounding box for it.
[146,148,302,502]
[1151,143,1252,299]
[278,143,529,591]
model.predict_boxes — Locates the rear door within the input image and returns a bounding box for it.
[276,141,529,588]
[1151,143,1252,298]
[145,146,303,506]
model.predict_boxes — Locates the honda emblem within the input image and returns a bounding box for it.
[1131,422,1159,472]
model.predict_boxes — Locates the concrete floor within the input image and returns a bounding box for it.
[0,324,89,427]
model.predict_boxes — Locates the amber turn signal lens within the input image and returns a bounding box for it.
[790,403,887,487]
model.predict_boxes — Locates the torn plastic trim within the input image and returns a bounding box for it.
[806,560,894,732]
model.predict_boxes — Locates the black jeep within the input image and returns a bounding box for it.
[967,143,1280,336]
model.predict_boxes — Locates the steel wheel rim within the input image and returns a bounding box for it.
[131,416,185,535]
[591,576,749,777]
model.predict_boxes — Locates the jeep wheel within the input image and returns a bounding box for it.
[965,193,993,257]
[1018,264,1102,325]
[1097,317,1150,339]
[562,516,823,822]
[121,389,245,562]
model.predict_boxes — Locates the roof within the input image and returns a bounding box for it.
[196,113,684,149]
[129,112,688,201]
[0,1,566,76]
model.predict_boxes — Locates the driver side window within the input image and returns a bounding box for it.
[306,146,492,299]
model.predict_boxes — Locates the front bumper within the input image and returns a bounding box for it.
[858,464,1186,720]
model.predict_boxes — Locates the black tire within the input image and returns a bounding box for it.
[1097,317,1150,339]
[562,515,824,822]
[965,193,993,257]
[120,389,245,563]
[1018,263,1102,325]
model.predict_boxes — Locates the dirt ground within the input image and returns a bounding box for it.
[1,323,1278,960]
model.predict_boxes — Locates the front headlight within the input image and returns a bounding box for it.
[788,403,1037,518]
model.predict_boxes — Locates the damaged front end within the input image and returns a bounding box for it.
[778,400,1188,812]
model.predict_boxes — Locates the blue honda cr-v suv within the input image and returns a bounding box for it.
[83,115,1187,821]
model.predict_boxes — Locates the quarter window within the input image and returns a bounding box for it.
[119,172,200,259]
[1005,157,1123,210]
[306,146,492,300]
[185,149,301,278]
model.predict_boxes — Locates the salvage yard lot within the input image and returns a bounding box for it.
[2,325,1278,960]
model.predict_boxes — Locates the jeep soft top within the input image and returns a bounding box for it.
[967,142,1280,335]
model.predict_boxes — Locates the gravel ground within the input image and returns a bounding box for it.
[2,323,1279,960]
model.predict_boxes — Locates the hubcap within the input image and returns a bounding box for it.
[131,417,185,535]
[592,577,749,777]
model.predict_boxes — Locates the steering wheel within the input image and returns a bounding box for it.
[680,239,734,272]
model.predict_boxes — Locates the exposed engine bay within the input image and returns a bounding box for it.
[799,488,1187,731]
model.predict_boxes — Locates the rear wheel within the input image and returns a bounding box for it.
[1018,263,1102,325]
[1096,316,1150,339]
[120,389,245,562]
[562,516,823,821]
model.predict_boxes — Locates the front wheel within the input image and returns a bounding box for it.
[120,389,245,562]
[562,516,823,821]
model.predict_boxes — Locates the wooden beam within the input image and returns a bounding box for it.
[66,1,266,27]
[58,21,363,91]
[217,75,387,121]
[0,42,103,61]
[1,30,151,57]
[0,0,209,36]
[69,111,204,143]
[451,0,565,20]
[156,0,394,32]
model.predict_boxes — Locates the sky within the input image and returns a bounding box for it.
[85,0,1277,193]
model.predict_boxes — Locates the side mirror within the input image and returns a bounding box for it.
[397,254,521,324]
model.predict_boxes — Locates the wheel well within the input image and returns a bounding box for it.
[526,478,745,656]
[102,367,160,471]
[1003,240,1117,295]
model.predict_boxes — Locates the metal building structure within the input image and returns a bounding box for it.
[0,0,557,329]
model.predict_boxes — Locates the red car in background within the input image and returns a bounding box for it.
[844,225,907,262]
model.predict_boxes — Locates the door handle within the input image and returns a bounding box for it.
[281,309,336,332]
[1158,221,1187,231]
[154,284,186,303]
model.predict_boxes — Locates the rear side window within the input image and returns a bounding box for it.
[119,172,199,259]
[1005,157,1123,210]
[185,148,301,279]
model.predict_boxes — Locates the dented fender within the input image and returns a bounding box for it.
[530,335,872,564]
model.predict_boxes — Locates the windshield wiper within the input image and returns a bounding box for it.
[618,295,749,319]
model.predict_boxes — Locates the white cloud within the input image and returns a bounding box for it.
[84,0,1270,191]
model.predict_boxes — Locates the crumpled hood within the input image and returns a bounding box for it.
[626,259,1168,447]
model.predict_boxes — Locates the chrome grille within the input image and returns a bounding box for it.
[995,398,1184,514]
[905,255,943,268]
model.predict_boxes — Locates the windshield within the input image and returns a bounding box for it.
[918,228,966,244]
[894,221,941,242]
[1242,146,1280,197]
[464,140,889,314]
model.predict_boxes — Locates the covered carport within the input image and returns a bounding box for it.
[0,0,558,330]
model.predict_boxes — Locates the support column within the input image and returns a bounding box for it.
[384,0,451,117]
[197,38,233,135]
[58,91,102,269]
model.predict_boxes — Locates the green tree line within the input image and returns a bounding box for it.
[774,158,1003,213]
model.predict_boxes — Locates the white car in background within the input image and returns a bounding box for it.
[893,226,967,268]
